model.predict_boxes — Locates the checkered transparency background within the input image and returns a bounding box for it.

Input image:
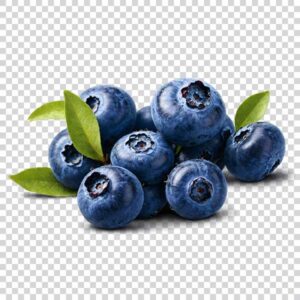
[0,0,299,298]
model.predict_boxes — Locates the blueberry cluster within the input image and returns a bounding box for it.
[48,79,285,229]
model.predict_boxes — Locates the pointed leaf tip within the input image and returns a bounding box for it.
[64,90,104,162]
[234,90,270,131]
[10,167,77,197]
[64,90,73,98]
[27,101,65,121]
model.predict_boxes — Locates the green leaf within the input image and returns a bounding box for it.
[28,101,65,121]
[10,167,77,197]
[234,91,270,131]
[64,90,104,162]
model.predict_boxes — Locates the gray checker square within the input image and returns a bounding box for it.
[0,0,299,299]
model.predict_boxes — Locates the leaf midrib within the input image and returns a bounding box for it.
[70,99,100,159]
[240,95,267,124]
[235,91,269,130]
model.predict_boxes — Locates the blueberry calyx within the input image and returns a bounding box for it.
[181,80,211,110]
[86,96,100,113]
[61,144,83,166]
[125,133,154,153]
[85,172,110,198]
[189,176,213,203]
[234,128,251,144]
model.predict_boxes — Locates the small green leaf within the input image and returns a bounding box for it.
[64,90,104,162]
[234,91,270,131]
[28,101,65,121]
[10,167,77,197]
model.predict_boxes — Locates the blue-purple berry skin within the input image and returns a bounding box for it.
[178,116,234,169]
[49,129,101,190]
[151,79,226,146]
[224,122,285,182]
[110,130,174,184]
[135,106,156,131]
[138,183,167,219]
[77,165,144,229]
[80,85,136,145]
[166,159,227,220]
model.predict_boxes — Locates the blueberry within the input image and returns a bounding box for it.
[151,79,226,146]
[77,165,144,229]
[135,106,156,131]
[138,183,167,219]
[224,122,285,182]
[166,159,227,220]
[49,129,101,189]
[178,116,234,168]
[110,130,174,184]
[80,85,136,145]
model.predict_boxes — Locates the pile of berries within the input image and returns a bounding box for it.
[13,79,286,229]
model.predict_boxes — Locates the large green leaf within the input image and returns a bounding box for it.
[28,101,65,121]
[64,90,104,162]
[234,91,270,131]
[10,167,77,197]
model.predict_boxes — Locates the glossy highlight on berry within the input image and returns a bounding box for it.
[225,122,285,182]
[77,166,144,229]
[80,85,136,145]
[49,129,101,189]
[11,80,287,229]
[151,78,226,146]
[166,159,227,220]
[111,130,174,184]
